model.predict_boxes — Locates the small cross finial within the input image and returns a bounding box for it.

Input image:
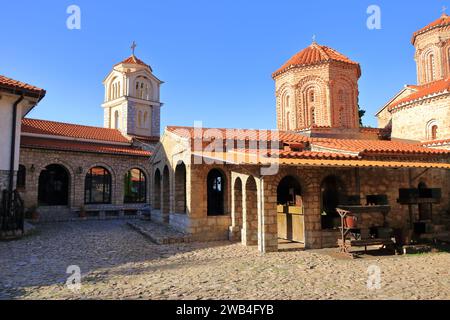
[131,41,137,56]
[442,6,447,15]
[312,34,316,43]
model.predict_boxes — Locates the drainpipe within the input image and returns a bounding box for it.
[9,95,24,193]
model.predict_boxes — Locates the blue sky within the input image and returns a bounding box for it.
[0,0,447,130]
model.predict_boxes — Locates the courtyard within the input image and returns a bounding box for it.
[0,220,449,300]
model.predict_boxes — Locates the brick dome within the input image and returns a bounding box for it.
[412,13,450,44]
[272,42,360,78]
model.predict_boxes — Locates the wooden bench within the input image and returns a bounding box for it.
[338,238,394,253]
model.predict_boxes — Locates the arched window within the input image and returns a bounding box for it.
[431,125,438,140]
[124,168,146,203]
[85,167,112,204]
[425,51,436,82]
[17,164,26,189]
[427,120,439,140]
[114,110,120,129]
[138,111,142,128]
[143,111,148,127]
[207,169,226,216]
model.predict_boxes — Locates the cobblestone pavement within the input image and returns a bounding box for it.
[1,220,449,300]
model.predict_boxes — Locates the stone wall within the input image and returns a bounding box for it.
[19,147,151,220]
[151,129,450,251]
[391,95,450,141]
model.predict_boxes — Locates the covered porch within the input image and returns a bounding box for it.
[224,156,450,253]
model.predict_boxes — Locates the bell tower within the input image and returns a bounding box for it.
[102,42,163,138]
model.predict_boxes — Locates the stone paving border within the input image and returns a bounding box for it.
[127,220,192,245]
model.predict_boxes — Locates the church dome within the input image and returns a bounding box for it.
[412,13,450,44]
[272,42,360,78]
[115,55,152,72]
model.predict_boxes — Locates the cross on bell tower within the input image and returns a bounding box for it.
[131,41,137,56]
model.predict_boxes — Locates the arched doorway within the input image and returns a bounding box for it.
[230,177,243,242]
[207,169,226,216]
[38,164,70,206]
[154,169,161,209]
[174,162,187,214]
[321,175,346,229]
[243,176,258,246]
[162,166,170,220]
[277,176,304,243]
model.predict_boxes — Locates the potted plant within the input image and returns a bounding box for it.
[79,206,87,219]
[345,215,357,228]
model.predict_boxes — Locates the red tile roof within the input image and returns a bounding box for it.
[412,13,450,44]
[0,75,46,99]
[21,136,151,157]
[22,118,130,143]
[312,138,450,156]
[166,126,309,142]
[274,150,359,160]
[272,43,361,78]
[421,139,450,147]
[167,126,450,158]
[115,55,152,71]
[388,78,450,111]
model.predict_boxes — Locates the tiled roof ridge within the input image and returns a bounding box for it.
[22,118,130,143]
[412,13,450,44]
[388,77,450,111]
[0,74,46,98]
[272,43,360,78]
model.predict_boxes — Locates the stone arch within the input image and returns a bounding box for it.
[230,177,243,242]
[207,168,227,216]
[242,175,258,246]
[174,161,187,214]
[162,165,171,218]
[38,163,71,207]
[123,167,148,203]
[84,166,113,204]
[421,46,439,83]
[426,119,439,140]
[153,168,161,210]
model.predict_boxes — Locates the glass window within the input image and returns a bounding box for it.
[85,167,112,204]
[124,169,146,203]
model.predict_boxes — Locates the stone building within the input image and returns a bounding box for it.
[377,13,450,148]
[1,52,161,222]
[151,17,450,253]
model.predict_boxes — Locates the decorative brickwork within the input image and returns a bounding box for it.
[274,43,360,131]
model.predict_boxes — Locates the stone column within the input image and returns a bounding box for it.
[258,177,278,253]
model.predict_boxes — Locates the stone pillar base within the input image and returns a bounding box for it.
[228,226,242,242]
